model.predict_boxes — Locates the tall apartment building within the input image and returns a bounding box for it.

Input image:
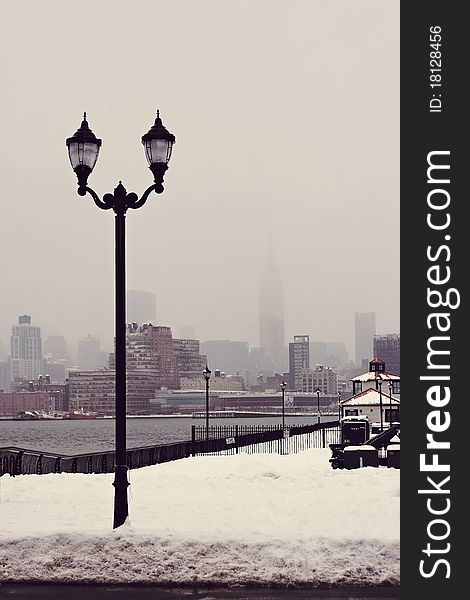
[373,334,400,375]
[125,323,179,389]
[43,335,69,362]
[301,365,337,394]
[355,312,376,365]
[0,361,10,392]
[77,335,106,370]
[173,338,207,380]
[200,340,250,375]
[10,315,43,382]
[127,290,157,325]
[288,335,310,391]
[43,359,67,383]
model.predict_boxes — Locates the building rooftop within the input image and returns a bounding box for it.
[340,387,400,406]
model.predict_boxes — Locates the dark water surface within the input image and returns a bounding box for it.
[0,584,400,600]
[0,416,337,455]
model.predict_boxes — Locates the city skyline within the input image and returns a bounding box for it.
[0,308,398,368]
[1,0,399,362]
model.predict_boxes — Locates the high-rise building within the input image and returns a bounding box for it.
[259,250,285,372]
[43,359,67,383]
[373,334,400,375]
[127,290,157,325]
[125,324,179,389]
[44,335,69,362]
[201,340,250,375]
[288,335,310,390]
[77,335,107,370]
[0,361,10,392]
[10,315,43,382]
[173,338,207,380]
[355,312,376,365]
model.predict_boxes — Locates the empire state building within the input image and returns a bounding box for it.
[259,252,285,372]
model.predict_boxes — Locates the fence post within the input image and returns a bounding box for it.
[235,424,239,454]
[191,425,196,457]
[322,427,326,448]
[16,450,24,475]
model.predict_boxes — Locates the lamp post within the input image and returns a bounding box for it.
[388,381,393,427]
[316,388,321,424]
[203,366,211,441]
[66,111,175,529]
[337,391,341,421]
[378,379,383,432]
[280,381,287,430]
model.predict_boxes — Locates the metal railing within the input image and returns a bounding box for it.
[0,421,341,476]
[191,422,341,455]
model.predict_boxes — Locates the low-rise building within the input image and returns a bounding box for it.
[340,387,400,424]
[301,365,337,394]
[350,358,400,395]
[0,391,51,417]
[68,369,151,415]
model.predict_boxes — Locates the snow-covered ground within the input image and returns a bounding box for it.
[0,449,399,587]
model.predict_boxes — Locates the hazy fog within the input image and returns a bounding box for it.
[0,0,399,358]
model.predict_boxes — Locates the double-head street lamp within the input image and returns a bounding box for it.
[388,381,394,426]
[66,110,175,529]
[316,388,321,424]
[203,366,211,440]
[280,381,287,430]
[377,379,384,432]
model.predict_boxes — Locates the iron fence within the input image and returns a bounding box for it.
[191,422,341,455]
[0,421,341,477]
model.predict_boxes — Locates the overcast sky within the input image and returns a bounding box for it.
[0,0,399,358]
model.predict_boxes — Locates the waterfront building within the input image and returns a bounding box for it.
[68,369,151,414]
[0,391,51,417]
[340,387,400,424]
[12,376,70,411]
[349,358,400,395]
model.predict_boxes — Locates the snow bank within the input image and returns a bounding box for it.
[0,449,399,587]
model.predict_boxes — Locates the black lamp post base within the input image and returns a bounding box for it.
[112,465,130,529]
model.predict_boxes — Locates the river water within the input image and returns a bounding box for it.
[0,415,337,455]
